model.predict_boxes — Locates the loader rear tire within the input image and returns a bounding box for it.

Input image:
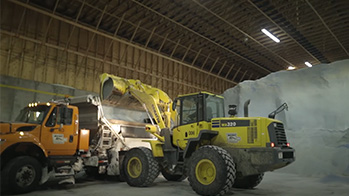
[188,145,236,196]
[233,173,264,189]
[123,147,160,187]
[161,169,187,182]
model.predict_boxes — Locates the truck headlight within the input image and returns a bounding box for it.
[0,138,6,145]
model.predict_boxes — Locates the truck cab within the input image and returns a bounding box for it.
[0,100,90,194]
[1,102,85,157]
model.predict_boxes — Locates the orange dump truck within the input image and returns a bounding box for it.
[0,95,150,194]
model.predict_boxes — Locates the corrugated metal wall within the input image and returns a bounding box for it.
[0,1,234,99]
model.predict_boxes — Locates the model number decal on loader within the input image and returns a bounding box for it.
[226,133,241,143]
[225,122,236,127]
[221,120,250,127]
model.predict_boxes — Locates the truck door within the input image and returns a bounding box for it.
[40,105,79,156]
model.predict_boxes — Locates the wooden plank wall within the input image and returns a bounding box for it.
[0,2,234,98]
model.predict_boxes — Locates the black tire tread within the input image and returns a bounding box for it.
[188,145,236,196]
[124,147,160,187]
[1,156,42,194]
[233,173,264,189]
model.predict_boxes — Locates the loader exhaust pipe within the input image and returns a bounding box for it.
[244,99,250,117]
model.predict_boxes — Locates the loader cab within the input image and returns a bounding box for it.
[174,92,225,126]
[172,92,225,149]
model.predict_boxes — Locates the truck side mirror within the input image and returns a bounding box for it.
[59,105,69,124]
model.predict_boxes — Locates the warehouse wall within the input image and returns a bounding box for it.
[0,1,234,98]
[0,75,149,126]
[0,75,94,121]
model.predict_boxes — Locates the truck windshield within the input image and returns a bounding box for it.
[206,95,225,121]
[15,105,50,124]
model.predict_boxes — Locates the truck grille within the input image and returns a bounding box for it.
[274,123,287,146]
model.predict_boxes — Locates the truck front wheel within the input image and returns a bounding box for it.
[2,156,42,194]
[233,173,264,189]
[188,145,236,196]
[123,147,160,187]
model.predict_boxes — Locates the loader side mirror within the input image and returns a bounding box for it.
[268,103,288,119]
[172,99,178,111]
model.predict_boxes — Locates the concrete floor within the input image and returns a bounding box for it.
[6,172,349,196]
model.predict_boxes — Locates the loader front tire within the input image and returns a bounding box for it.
[233,173,264,189]
[188,145,236,196]
[123,147,160,187]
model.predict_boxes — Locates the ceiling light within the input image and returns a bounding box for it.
[261,29,280,43]
[287,66,296,70]
[305,62,312,67]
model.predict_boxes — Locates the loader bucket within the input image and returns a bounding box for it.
[100,73,144,111]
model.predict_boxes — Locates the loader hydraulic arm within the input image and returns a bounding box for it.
[100,73,173,132]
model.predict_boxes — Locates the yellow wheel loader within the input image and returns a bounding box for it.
[100,73,295,196]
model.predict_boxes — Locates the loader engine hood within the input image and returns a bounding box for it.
[0,122,38,134]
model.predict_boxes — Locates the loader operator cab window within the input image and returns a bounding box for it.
[180,95,204,125]
[181,96,197,125]
[205,94,225,121]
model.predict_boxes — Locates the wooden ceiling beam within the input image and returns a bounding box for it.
[248,0,322,64]
[192,0,293,69]
[305,0,349,56]
[131,0,271,74]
